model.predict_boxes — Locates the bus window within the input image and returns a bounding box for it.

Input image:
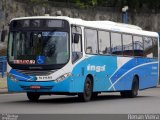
[111,32,122,55]
[85,29,98,54]
[144,37,158,58]
[152,38,158,58]
[133,36,143,57]
[98,31,111,55]
[144,36,153,58]
[122,34,133,56]
[72,26,82,63]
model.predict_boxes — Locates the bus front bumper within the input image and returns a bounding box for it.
[7,77,73,93]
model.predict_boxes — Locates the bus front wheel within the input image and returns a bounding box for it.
[78,77,93,102]
[91,92,99,99]
[27,92,40,102]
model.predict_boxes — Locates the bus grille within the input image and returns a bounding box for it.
[16,69,56,76]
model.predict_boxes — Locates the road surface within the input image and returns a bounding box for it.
[0,87,160,114]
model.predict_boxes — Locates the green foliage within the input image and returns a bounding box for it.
[16,0,160,10]
[73,0,98,8]
[16,0,48,5]
[73,0,160,10]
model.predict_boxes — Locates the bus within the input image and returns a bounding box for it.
[7,16,159,102]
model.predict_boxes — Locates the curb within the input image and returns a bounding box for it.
[0,89,8,94]
[0,90,20,94]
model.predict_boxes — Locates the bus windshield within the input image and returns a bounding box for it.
[8,31,69,65]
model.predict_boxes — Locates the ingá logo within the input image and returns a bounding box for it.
[87,64,106,72]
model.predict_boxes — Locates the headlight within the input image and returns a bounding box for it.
[7,73,18,82]
[55,73,71,82]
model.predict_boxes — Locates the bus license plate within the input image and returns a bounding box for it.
[30,85,41,89]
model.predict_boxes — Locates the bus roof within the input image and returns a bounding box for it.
[10,16,158,37]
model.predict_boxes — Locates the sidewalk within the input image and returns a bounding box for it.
[157,85,160,88]
[0,88,8,94]
[0,77,7,88]
[0,77,8,94]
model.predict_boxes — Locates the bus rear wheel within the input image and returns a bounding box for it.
[27,92,40,102]
[78,77,93,102]
[121,76,139,98]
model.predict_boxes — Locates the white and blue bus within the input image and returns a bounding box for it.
[7,16,159,102]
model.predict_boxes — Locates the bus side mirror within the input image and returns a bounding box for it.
[72,34,80,44]
[1,30,6,42]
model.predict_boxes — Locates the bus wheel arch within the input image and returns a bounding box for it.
[131,75,139,97]
[78,74,94,102]
[121,75,139,98]
[86,74,94,85]
[133,75,139,90]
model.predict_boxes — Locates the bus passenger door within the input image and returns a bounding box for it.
[71,25,84,92]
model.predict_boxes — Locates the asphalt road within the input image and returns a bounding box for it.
[0,87,160,114]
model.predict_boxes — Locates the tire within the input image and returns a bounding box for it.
[91,92,98,99]
[27,92,40,102]
[78,77,93,102]
[120,76,139,98]
[120,91,128,98]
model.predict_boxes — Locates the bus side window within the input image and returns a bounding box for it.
[133,36,144,57]
[152,38,158,58]
[71,26,82,63]
[144,37,158,58]
[122,34,133,56]
[85,29,98,54]
[111,32,122,55]
[98,31,111,55]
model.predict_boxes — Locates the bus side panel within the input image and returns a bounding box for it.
[71,55,117,92]
[111,57,134,91]
[138,58,158,89]
[70,61,87,93]
[112,57,158,91]
[86,56,117,92]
